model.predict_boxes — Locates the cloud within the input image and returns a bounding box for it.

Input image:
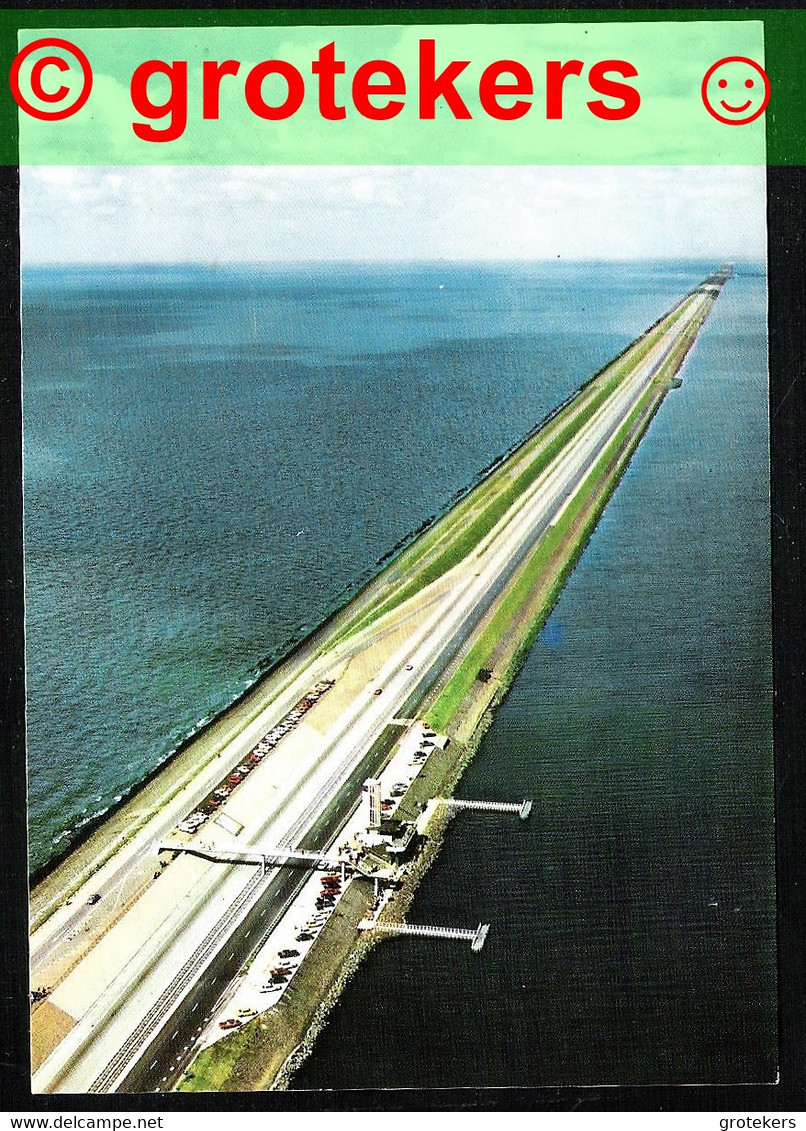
[20,165,767,265]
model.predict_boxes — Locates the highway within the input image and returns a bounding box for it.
[31,276,723,1093]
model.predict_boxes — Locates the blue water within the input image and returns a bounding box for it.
[22,261,774,1085]
[292,267,776,1087]
[22,260,701,872]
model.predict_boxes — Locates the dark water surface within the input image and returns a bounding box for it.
[22,261,774,1085]
[291,269,775,1088]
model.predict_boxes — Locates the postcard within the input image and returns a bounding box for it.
[3,5,803,1118]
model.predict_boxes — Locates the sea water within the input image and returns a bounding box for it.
[21,261,774,1085]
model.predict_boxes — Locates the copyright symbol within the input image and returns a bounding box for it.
[9,38,92,120]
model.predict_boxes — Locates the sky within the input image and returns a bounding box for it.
[20,165,767,265]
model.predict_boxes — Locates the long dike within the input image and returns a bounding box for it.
[170,271,728,1092]
[32,273,726,1093]
[30,273,718,927]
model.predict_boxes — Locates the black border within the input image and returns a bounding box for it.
[1,2,804,1115]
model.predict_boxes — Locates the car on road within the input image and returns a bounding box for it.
[86,893,101,906]
[219,1018,241,1029]
[296,932,314,942]
[373,688,383,696]
[236,1007,257,1018]
[278,949,299,958]
[405,663,414,671]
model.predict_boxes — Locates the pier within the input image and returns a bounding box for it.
[441,798,533,820]
[358,919,490,952]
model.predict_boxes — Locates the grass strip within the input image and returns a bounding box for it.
[178,1023,258,1092]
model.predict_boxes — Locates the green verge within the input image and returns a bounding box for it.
[426,379,664,734]
[331,301,688,647]
[178,1021,259,1092]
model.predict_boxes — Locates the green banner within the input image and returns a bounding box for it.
[1,10,803,165]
